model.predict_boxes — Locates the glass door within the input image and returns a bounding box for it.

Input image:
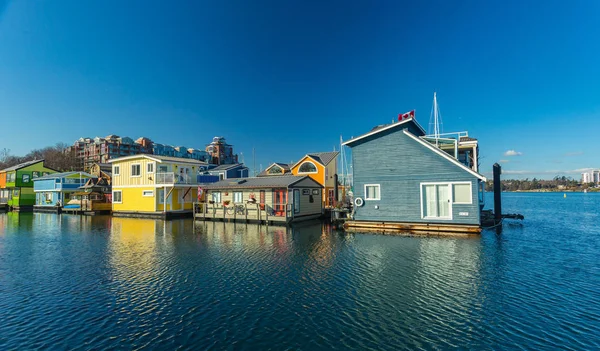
[422,184,451,219]
[273,189,286,216]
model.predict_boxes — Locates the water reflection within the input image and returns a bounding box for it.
[0,208,599,350]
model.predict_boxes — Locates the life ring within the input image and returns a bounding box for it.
[354,197,364,207]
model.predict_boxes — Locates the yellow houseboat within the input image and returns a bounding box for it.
[109,154,210,219]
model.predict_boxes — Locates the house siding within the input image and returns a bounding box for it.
[351,127,481,225]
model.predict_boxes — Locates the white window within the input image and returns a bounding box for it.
[211,191,221,203]
[233,191,243,203]
[113,190,122,203]
[22,174,30,183]
[298,161,317,173]
[453,183,472,204]
[114,166,120,175]
[421,183,451,220]
[44,193,52,202]
[364,184,380,200]
[147,163,155,173]
[131,164,141,177]
[142,190,154,197]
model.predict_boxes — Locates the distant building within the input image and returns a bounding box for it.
[206,137,238,165]
[582,170,600,184]
[68,135,213,171]
[67,135,150,171]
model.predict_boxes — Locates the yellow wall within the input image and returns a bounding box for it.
[111,156,201,187]
[113,187,157,212]
[113,186,197,213]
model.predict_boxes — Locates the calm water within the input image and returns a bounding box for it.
[0,193,599,350]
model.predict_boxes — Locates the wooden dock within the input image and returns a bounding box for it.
[344,220,481,235]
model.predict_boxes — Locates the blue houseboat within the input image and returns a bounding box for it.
[342,112,485,234]
[206,163,249,180]
[33,171,93,212]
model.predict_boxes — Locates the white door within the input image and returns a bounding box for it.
[422,184,451,219]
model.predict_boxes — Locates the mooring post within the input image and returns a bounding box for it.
[493,163,502,224]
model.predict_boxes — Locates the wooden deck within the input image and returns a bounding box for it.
[194,203,291,224]
[344,220,481,235]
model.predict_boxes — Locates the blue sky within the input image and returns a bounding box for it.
[1,0,599,179]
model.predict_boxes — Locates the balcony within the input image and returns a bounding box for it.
[155,172,196,185]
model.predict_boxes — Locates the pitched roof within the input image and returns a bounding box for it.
[306,152,339,166]
[257,163,292,177]
[35,171,93,180]
[1,159,46,172]
[342,117,426,146]
[290,151,339,170]
[203,175,322,189]
[208,163,247,171]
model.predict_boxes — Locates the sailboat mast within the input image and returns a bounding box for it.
[433,92,439,147]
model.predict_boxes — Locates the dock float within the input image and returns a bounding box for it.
[344,220,481,235]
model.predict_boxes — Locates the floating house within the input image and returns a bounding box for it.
[195,175,323,224]
[206,163,249,180]
[342,116,485,234]
[0,160,58,211]
[64,164,113,214]
[258,152,339,207]
[109,154,217,219]
[33,171,93,212]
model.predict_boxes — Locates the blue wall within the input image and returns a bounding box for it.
[349,127,482,225]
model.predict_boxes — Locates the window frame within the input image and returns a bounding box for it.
[419,182,453,220]
[211,191,221,204]
[452,182,473,205]
[233,191,243,203]
[298,161,318,174]
[113,190,122,203]
[364,184,381,201]
[113,166,120,176]
[22,174,30,183]
[147,162,155,174]
[131,164,141,177]
[142,190,154,197]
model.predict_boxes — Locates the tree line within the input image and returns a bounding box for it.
[485,176,595,192]
[0,145,81,172]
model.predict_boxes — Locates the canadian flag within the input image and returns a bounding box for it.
[398,110,415,121]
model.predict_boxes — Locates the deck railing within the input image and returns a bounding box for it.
[193,202,292,223]
[155,172,196,185]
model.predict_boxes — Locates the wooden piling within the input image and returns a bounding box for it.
[493,163,502,224]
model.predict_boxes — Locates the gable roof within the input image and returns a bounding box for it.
[291,151,339,170]
[208,163,247,171]
[108,154,207,165]
[35,171,93,180]
[203,175,322,189]
[342,117,426,147]
[1,159,48,172]
[403,129,486,181]
[257,163,292,177]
